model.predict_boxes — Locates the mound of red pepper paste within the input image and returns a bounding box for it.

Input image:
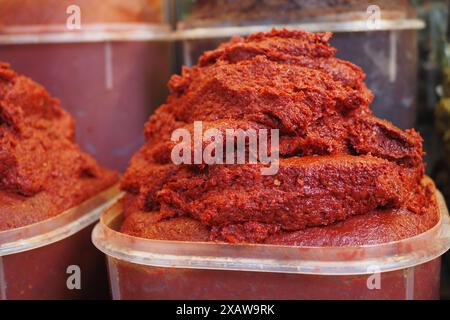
[0,62,118,231]
[120,29,439,246]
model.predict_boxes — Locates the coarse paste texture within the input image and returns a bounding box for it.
[0,62,118,231]
[120,29,439,246]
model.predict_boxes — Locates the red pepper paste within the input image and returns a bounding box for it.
[120,29,439,246]
[0,62,118,231]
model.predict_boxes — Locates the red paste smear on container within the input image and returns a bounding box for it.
[0,0,164,25]
[0,62,118,231]
[120,29,438,246]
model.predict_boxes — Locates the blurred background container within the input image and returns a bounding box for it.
[174,0,423,130]
[0,0,174,172]
[0,0,167,25]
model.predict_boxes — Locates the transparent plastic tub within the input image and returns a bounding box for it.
[0,185,122,300]
[0,22,173,172]
[93,191,450,300]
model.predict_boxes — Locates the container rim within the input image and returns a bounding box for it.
[0,184,123,256]
[0,23,173,45]
[173,19,425,40]
[92,189,450,276]
[0,19,425,44]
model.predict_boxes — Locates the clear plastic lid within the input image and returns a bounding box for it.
[92,191,450,276]
[0,184,123,257]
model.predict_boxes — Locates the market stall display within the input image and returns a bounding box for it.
[0,1,448,301]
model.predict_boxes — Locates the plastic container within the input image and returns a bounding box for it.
[93,191,450,300]
[0,185,122,300]
[175,0,416,27]
[0,0,173,171]
[172,0,423,129]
